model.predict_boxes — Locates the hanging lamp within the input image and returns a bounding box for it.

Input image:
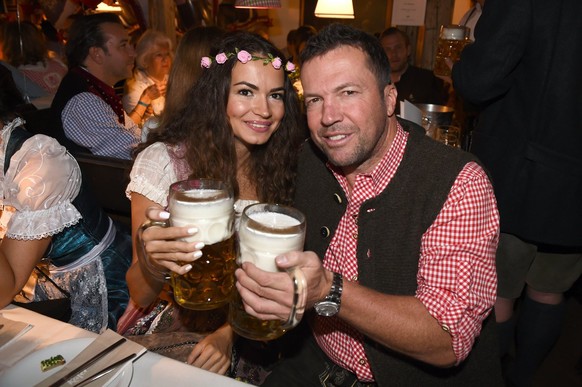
[314,0,354,19]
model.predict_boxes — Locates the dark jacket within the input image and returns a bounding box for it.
[452,0,582,247]
[294,121,502,386]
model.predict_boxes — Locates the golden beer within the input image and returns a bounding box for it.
[172,235,237,310]
[168,179,235,310]
[229,203,306,340]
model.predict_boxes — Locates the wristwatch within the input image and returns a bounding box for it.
[314,272,343,317]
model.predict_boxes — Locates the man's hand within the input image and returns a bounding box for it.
[234,251,332,321]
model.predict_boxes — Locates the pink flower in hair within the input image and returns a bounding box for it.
[215,52,228,64]
[272,57,282,70]
[285,61,296,73]
[237,50,253,64]
[201,57,211,68]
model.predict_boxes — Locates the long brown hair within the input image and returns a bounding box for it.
[142,31,304,205]
[162,26,225,125]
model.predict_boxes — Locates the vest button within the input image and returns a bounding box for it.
[333,193,342,204]
[320,227,330,238]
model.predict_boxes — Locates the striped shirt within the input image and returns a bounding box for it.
[313,124,499,381]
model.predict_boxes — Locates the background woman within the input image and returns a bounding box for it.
[0,89,132,333]
[0,21,67,103]
[125,31,303,376]
[123,29,172,125]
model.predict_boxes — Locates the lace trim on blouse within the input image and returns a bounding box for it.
[6,199,81,240]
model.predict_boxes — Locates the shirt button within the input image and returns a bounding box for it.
[351,275,358,281]
[333,193,342,204]
[352,233,358,240]
[442,324,450,333]
[359,358,366,365]
[320,227,330,238]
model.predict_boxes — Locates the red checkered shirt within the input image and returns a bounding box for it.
[313,124,499,382]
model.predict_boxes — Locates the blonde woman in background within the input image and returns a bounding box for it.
[123,30,172,126]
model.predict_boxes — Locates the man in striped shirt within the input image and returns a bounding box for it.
[236,24,502,386]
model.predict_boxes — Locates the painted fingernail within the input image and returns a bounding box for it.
[160,211,170,219]
[193,251,203,259]
[194,242,205,249]
[183,264,192,272]
[187,227,198,235]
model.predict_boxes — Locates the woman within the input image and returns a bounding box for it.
[125,31,303,376]
[0,90,132,333]
[140,26,225,141]
[0,21,67,101]
[123,30,172,125]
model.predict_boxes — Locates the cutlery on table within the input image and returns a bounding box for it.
[72,353,136,387]
[47,337,126,387]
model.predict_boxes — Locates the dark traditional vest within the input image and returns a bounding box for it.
[294,120,503,386]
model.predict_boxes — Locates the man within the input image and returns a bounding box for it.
[235,24,502,385]
[50,13,142,159]
[452,0,582,385]
[379,27,448,114]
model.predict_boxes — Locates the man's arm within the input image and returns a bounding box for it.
[236,162,499,368]
[62,92,140,159]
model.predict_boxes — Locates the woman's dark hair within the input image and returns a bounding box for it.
[300,23,392,91]
[2,21,48,67]
[143,31,303,205]
[65,13,122,68]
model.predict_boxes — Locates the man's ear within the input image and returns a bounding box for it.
[88,46,104,65]
[385,84,398,117]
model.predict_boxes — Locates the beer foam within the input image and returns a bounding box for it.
[248,211,301,228]
[170,195,234,244]
[239,212,304,272]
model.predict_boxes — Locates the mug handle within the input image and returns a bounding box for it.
[280,266,307,329]
[137,220,171,282]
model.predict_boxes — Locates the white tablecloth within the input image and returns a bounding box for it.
[0,304,248,386]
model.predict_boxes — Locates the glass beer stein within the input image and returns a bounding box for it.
[229,203,307,341]
[168,179,236,310]
[434,24,470,77]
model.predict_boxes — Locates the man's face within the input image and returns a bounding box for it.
[99,22,135,84]
[301,46,396,176]
[380,33,411,74]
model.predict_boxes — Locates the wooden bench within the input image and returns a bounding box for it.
[73,152,133,228]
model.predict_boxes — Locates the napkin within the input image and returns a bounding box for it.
[399,100,423,126]
[0,315,33,351]
[36,329,146,387]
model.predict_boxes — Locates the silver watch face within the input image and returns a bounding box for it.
[315,300,340,317]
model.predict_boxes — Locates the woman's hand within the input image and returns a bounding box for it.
[139,207,205,276]
[187,324,233,375]
[141,84,161,104]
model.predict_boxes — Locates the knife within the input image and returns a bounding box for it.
[73,353,137,387]
[47,337,126,387]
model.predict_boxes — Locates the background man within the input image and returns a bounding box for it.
[50,13,142,159]
[236,24,502,386]
[379,27,448,114]
[452,0,582,385]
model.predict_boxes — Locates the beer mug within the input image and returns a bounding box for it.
[229,203,307,341]
[434,125,462,148]
[168,179,236,310]
[434,25,470,77]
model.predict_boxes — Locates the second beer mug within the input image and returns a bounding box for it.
[229,203,307,341]
[169,179,236,310]
[434,24,470,77]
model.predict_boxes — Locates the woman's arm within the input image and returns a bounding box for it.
[127,194,203,307]
[0,237,51,308]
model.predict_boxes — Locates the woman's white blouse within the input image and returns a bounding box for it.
[1,118,82,240]
[127,142,257,221]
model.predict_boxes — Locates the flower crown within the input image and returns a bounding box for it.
[201,48,296,73]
